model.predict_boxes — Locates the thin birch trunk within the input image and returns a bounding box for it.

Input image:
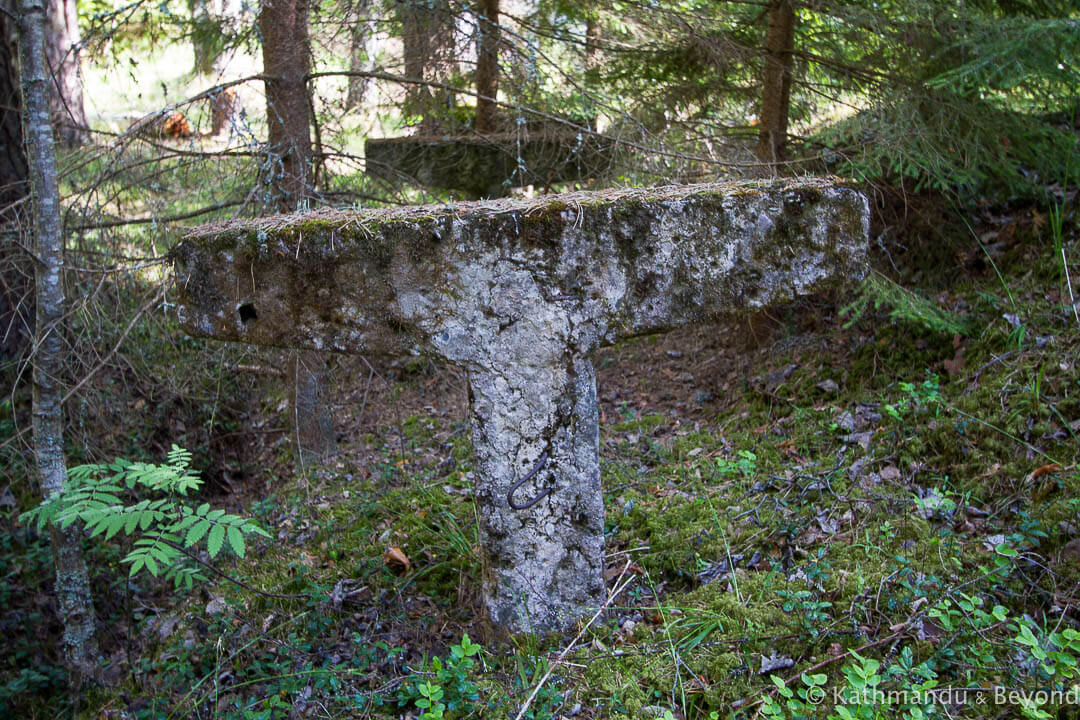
[19,0,101,685]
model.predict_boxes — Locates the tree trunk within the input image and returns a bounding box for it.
[398,0,434,128]
[473,0,499,133]
[189,0,221,76]
[345,0,376,111]
[756,0,795,165]
[209,86,239,136]
[584,12,599,132]
[288,350,337,466]
[259,0,335,464]
[189,0,243,77]
[19,0,101,686]
[0,4,31,359]
[45,0,88,146]
[259,0,312,209]
[397,0,456,131]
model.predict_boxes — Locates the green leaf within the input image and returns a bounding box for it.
[995,543,1019,558]
[246,523,272,538]
[174,515,199,531]
[186,519,210,547]
[208,524,225,558]
[139,510,156,531]
[124,511,141,535]
[104,515,125,540]
[227,526,245,558]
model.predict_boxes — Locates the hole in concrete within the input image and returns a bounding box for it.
[238,303,258,325]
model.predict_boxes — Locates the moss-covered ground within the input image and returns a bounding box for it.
[3,196,1079,720]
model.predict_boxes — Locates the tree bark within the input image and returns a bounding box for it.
[584,11,599,132]
[259,0,313,209]
[473,0,499,133]
[209,86,239,136]
[259,0,335,463]
[0,14,25,213]
[45,0,88,146]
[19,0,101,685]
[345,0,377,111]
[0,4,31,359]
[189,0,221,76]
[288,350,337,465]
[396,0,456,131]
[756,0,795,165]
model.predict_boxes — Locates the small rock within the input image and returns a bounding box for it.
[157,615,181,641]
[879,465,901,481]
[835,411,856,432]
[1061,538,1080,565]
[666,350,683,359]
[765,364,798,390]
[816,379,839,393]
[854,404,883,429]
[759,651,795,674]
[841,431,873,449]
[816,511,838,534]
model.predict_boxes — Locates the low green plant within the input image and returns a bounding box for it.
[716,449,757,478]
[759,598,1080,720]
[776,589,833,637]
[21,445,269,590]
[510,652,563,720]
[884,373,942,421]
[398,634,483,720]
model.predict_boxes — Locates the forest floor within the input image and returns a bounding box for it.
[3,192,1080,720]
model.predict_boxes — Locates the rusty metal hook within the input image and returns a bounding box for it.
[506,451,552,510]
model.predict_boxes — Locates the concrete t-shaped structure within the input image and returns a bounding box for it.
[172,178,869,633]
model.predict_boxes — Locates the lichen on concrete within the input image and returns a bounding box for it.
[172,177,869,633]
